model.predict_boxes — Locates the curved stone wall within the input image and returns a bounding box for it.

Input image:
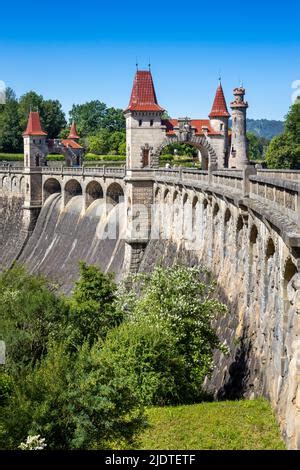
[139,180,300,449]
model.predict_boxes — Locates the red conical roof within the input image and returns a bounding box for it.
[125,70,164,112]
[23,111,47,136]
[209,84,230,118]
[68,121,80,139]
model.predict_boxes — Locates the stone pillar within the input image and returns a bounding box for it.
[124,169,154,273]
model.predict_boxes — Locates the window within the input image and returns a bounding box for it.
[150,120,153,127]
[142,148,149,167]
[139,120,142,127]
[33,139,36,144]
[220,123,224,131]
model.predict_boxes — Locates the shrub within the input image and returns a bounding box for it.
[112,265,228,405]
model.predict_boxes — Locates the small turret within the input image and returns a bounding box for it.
[209,82,230,167]
[68,121,80,140]
[229,87,249,168]
[23,111,48,168]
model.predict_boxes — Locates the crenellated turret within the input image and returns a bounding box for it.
[229,87,249,168]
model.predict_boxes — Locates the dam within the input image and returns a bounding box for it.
[0,70,300,448]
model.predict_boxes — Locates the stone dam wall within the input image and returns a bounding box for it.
[19,194,126,294]
[0,195,29,269]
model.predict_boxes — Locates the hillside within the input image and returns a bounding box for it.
[246,119,284,139]
[137,399,285,450]
[229,119,284,140]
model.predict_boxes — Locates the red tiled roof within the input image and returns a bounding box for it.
[23,111,47,136]
[163,119,221,136]
[61,139,83,149]
[125,70,164,112]
[209,84,230,118]
[68,121,80,139]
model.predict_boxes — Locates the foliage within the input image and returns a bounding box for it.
[112,265,228,405]
[0,153,23,161]
[247,132,269,161]
[0,265,65,369]
[265,132,300,169]
[0,88,22,153]
[66,262,122,346]
[284,101,300,144]
[19,434,47,450]
[18,91,66,139]
[69,101,125,137]
[137,399,285,450]
[161,142,197,157]
[0,263,228,449]
[85,153,125,161]
[265,101,300,169]
[0,340,145,450]
[86,129,125,155]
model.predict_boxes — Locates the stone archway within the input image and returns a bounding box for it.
[153,134,217,169]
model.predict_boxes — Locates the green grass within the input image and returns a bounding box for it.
[136,399,285,450]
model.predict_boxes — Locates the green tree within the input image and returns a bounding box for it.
[18,91,66,138]
[87,129,111,154]
[284,101,300,143]
[0,265,66,369]
[247,132,269,161]
[69,101,107,136]
[66,262,121,346]
[0,88,22,152]
[265,101,300,169]
[112,265,228,405]
[41,99,66,138]
[101,107,125,132]
[108,131,126,154]
[265,133,300,169]
[0,340,145,449]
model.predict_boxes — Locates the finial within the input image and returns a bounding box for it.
[148,59,151,71]
[218,69,222,84]
[136,58,139,71]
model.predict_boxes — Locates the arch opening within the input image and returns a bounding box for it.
[44,178,62,202]
[86,181,103,209]
[64,179,82,205]
[157,136,215,170]
[283,257,297,299]
[106,182,124,206]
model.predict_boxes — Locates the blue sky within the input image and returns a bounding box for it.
[1,0,299,120]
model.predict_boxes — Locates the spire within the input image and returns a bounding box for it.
[209,83,230,118]
[125,70,164,112]
[23,111,47,136]
[68,121,80,140]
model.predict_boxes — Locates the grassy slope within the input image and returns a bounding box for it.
[137,399,285,450]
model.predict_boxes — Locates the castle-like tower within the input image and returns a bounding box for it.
[209,82,230,168]
[124,70,165,169]
[23,111,48,168]
[229,87,249,168]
